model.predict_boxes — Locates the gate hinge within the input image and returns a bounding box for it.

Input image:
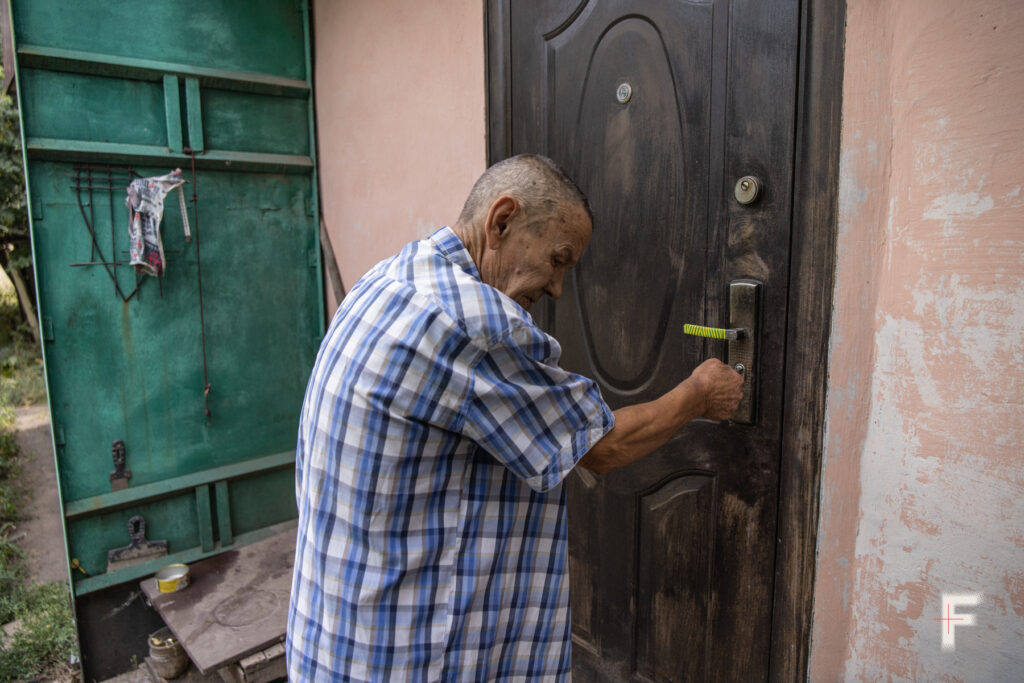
[308,248,318,268]
[54,424,66,447]
[41,317,54,342]
[32,198,43,221]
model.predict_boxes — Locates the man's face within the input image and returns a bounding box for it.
[484,203,592,311]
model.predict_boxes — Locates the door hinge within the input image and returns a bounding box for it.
[41,317,54,342]
[54,424,66,447]
[32,198,43,221]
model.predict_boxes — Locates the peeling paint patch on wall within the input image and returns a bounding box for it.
[813,1,1024,681]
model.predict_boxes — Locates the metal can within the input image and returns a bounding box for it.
[148,626,189,678]
[155,563,190,593]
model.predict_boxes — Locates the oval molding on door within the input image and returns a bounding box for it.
[565,17,690,392]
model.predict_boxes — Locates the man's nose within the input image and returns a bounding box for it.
[545,274,564,300]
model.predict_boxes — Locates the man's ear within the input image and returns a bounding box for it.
[483,196,518,250]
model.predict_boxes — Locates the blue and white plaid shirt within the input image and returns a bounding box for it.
[288,227,614,681]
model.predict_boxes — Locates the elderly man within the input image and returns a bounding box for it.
[288,154,743,681]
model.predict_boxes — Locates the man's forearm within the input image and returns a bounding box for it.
[579,378,705,475]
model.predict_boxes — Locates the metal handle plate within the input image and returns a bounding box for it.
[727,280,761,424]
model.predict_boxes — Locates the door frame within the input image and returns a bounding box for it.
[483,1,846,680]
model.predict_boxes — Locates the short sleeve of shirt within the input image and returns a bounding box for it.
[462,321,614,492]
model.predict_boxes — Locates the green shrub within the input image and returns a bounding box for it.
[0,340,45,408]
[0,408,17,523]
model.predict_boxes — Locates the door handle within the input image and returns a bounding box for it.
[683,279,762,424]
[682,324,745,341]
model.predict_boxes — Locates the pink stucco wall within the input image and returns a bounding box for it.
[811,1,1024,679]
[313,0,486,312]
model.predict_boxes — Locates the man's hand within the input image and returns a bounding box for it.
[687,358,745,421]
[580,358,746,475]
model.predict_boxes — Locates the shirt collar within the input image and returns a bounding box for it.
[429,226,482,282]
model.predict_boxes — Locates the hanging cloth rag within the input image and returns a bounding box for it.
[126,169,191,276]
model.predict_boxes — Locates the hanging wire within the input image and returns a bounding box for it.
[71,164,145,302]
[185,148,212,419]
[70,162,203,416]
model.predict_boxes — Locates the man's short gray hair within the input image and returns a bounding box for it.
[457,154,593,231]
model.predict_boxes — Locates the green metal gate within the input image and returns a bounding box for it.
[8,0,319,652]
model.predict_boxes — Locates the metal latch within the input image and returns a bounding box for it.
[109,439,132,491]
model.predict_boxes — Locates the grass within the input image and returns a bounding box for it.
[0,531,78,682]
[0,295,79,682]
[0,285,44,527]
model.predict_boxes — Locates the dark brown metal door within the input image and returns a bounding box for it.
[499,1,799,680]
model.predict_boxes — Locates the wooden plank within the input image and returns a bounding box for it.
[163,75,183,153]
[216,480,233,547]
[16,44,310,97]
[25,138,314,172]
[74,520,296,596]
[240,642,287,683]
[185,77,204,152]
[484,0,511,165]
[64,451,294,520]
[301,4,324,333]
[141,526,296,674]
[196,485,214,552]
[218,641,287,683]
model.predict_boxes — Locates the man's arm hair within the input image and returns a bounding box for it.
[579,358,743,475]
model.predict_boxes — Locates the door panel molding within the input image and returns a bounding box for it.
[557,14,694,394]
[636,473,715,682]
[484,0,845,680]
[541,0,590,40]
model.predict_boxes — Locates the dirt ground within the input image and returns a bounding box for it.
[11,404,68,586]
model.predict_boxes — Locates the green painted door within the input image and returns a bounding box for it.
[9,0,319,596]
